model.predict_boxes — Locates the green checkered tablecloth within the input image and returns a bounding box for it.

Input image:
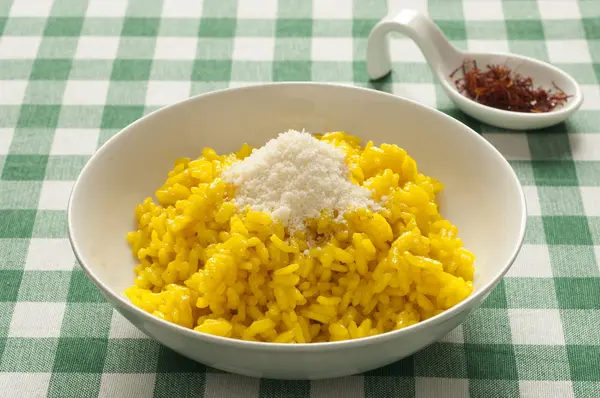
[1,0,599,396]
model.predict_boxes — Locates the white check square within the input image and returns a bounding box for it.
[519,381,574,398]
[311,38,353,61]
[38,181,75,211]
[237,0,277,19]
[162,0,204,18]
[580,187,600,216]
[0,36,41,59]
[509,309,565,345]
[392,84,437,108]
[463,0,505,21]
[523,186,541,216]
[99,374,156,398]
[537,1,581,20]
[506,244,552,278]
[0,129,13,155]
[569,133,600,161]
[86,0,128,17]
[313,0,352,19]
[580,84,600,110]
[389,38,426,62]
[9,302,66,338]
[145,81,191,106]
[388,0,427,15]
[154,37,198,60]
[481,133,530,160]
[62,80,110,105]
[109,310,149,339]
[0,373,51,398]
[547,40,592,63]
[10,0,54,17]
[232,38,275,61]
[416,378,469,398]
[75,37,120,60]
[25,239,75,271]
[0,81,27,105]
[51,128,99,156]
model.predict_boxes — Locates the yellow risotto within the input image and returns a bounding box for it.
[125,132,475,343]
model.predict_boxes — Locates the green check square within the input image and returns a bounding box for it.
[111,60,152,81]
[235,19,275,36]
[0,60,33,79]
[191,60,232,81]
[47,373,102,398]
[466,21,507,40]
[98,129,120,148]
[157,345,207,373]
[2,154,48,180]
[44,155,90,180]
[352,19,377,38]
[32,210,68,238]
[0,338,58,372]
[201,0,237,17]
[538,187,585,216]
[0,239,29,269]
[100,106,145,129]
[276,19,312,37]
[196,38,234,60]
[505,20,545,40]
[0,303,12,336]
[0,210,36,238]
[364,376,414,398]
[150,60,194,80]
[567,346,600,381]
[106,82,148,105]
[0,181,42,209]
[508,40,549,62]
[479,279,508,309]
[11,126,56,154]
[44,17,84,36]
[50,0,90,17]
[414,343,467,378]
[505,278,559,308]
[58,106,103,128]
[30,59,72,80]
[53,337,107,373]
[274,38,311,60]
[230,61,272,82]
[2,17,45,35]
[549,245,599,277]
[198,18,236,37]
[154,374,207,398]
[583,18,600,40]
[158,19,200,36]
[121,17,160,36]
[69,60,113,79]
[127,0,163,17]
[259,380,311,398]
[543,216,592,245]
[23,81,67,106]
[312,61,354,82]
[528,133,572,160]
[0,17,5,34]
[465,344,518,379]
[67,269,105,302]
[116,37,157,59]
[464,308,512,344]
[469,380,520,398]
[502,0,540,19]
[533,161,579,186]
[524,216,547,244]
[104,340,159,372]
[514,345,571,380]
[573,382,600,398]
[60,303,113,338]
[437,21,467,40]
[313,20,353,37]
[0,270,22,301]
[273,61,311,81]
[509,161,535,186]
[17,271,71,301]
[429,0,464,20]
[190,82,228,96]
[0,106,20,128]
[277,0,312,18]
[81,17,124,36]
[562,310,600,344]
[543,20,587,40]
[365,356,414,377]
[555,277,600,309]
[17,105,61,128]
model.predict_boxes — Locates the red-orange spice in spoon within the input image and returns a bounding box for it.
[450,59,570,113]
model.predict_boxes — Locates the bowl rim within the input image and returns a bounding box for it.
[67,81,527,352]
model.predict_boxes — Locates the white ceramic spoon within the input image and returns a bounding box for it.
[366,9,583,130]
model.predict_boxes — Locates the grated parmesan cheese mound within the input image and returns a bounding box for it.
[222,130,379,231]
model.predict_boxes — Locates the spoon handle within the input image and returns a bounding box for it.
[366,9,463,80]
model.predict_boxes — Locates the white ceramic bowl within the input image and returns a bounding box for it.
[68,83,526,380]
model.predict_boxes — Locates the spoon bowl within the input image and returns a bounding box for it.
[366,9,583,130]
